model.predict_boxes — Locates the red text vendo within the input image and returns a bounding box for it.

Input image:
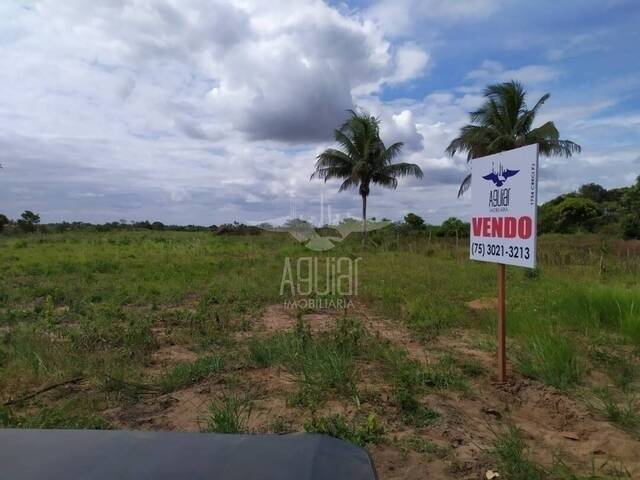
[472,216,532,239]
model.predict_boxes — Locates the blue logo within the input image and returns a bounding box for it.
[482,162,519,187]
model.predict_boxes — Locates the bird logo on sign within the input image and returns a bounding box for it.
[482,162,519,187]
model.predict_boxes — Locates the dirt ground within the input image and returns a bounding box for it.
[104,304,639,480]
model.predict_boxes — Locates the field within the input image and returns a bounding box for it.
[1,231,639,479]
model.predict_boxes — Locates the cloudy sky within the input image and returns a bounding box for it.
[1,0,639,226]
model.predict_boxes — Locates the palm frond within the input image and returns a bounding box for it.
[381,162,423,180]
[448,81,580,198]
[457,173,472,198]
[382,142,404,164]
[338,176,360,192]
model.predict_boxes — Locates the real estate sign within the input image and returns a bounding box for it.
[470,144,539,268]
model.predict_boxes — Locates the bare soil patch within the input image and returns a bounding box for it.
[259,304,338,333]
[105,304,640,479]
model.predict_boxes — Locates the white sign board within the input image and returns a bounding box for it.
[470,144,538,268]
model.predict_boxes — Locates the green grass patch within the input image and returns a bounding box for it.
[205,393,251,433]
[517,331,582,389]
[490,424,545,480]
[303,413,384,447]
[0,403,110,429]
[159,354,224,393]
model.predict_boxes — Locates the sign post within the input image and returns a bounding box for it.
[497,263,506,382]
[470,144,539,382]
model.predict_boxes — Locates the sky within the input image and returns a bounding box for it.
[1,0,639,226]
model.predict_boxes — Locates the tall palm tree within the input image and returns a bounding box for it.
[447,80,581,197]
[311,110,423,243]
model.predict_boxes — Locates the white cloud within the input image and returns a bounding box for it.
[546,32,608,61]
[0,0,637,226]
[367,0,501,35]
[467,60,562,84]
[387,43,430,84]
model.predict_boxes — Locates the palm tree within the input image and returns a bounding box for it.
[311,110,423,243]
[447,80,581,197]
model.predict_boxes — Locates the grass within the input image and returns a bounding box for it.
[590,388,639,438]
[159,354,224,393]
[249,316,367,406]
[401,435,448,457]
[0,230,639,474]
[206,393,251,433]
[489,424,545,480]
[303,412,384,447]
[0,401,110,429]
[517,331,583,389]
[490,423,632,480]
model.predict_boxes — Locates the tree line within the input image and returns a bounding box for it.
[538,177,640,239]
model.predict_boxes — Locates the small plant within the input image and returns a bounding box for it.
[206,393,251,434]
[517,331,582,389]
[490,424,545,480]
[295,312,311,350]
[401,403,440,428]
[524,267,541,279]
[421,355,468,392]
[303,413,384,447]
[160,354,223,393]
[591,387,639,436]
[459,359,486,377]
[267,416,293,434]
[402,435,448,457]
[333,316,365,353]
[248,333,297,367]
[0,404,110,430]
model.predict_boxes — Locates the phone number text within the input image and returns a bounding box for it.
[471,242,530,260]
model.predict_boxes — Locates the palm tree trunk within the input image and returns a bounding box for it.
[361,194,367,246]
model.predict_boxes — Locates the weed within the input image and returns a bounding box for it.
[402,435,448,457]
[490,424,545,480]
[517,331,582,389]
[0,404,110,429]
[159,354,224,393]
[421,355,468,392]
[303,413,384,447]
[589,347,639,391]
[591,387,639,437]
[524,267,541,279]
[459,359,486,377]
[551,455,631,479]
[401,403,440,428]
[267,416,293,434]
[206,393,251,433]
[248,333,299,368]
[300,344,357,396]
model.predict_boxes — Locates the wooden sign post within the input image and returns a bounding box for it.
[497,263,506,383]
[469,144,539,383]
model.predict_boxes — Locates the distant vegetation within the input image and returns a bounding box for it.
[2,174,639,240]
[539,177,640,239]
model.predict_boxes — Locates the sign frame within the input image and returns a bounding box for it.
[468,144,540,382]
[470,143,539,269]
